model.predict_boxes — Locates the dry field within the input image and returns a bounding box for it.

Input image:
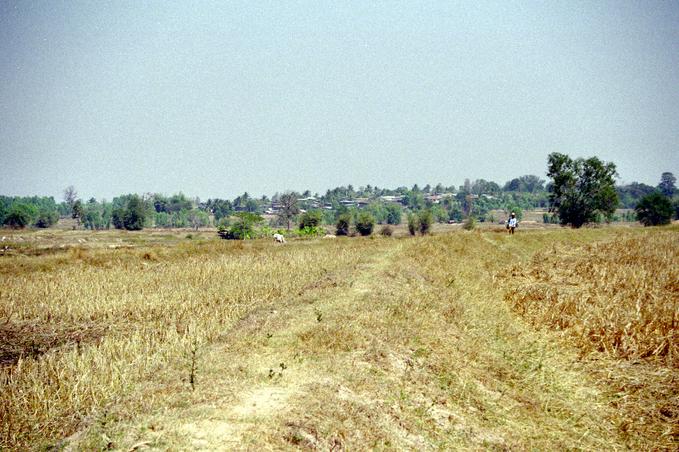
[0,225,677,450]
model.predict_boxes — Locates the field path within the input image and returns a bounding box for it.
[137,241,408,450]
[71,232,637,450]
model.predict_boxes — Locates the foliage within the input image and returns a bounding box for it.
[123,195,146,230]
[299,210,323,230]
[657,172,676,197]
[635,192,673,226]
[547,152,618,228]
[616,182,656,208]
[385,203,402,225]
[407,213,417,236]
[34,208,59,228]
[503,175,545,193]
[335,213,351,236]
[355,212,375,236]
[218,212,263,240]
[418,209,433,235]
[462,216,476,230]
[3,204,33,228]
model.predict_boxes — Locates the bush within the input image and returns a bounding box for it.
[407,213,417,236]
[3,204,32,229]
[217,212,263,240]
[34,209,59,228]
[463,216,476,231]
[123,195,145,231]
[355,212,375,236]
[379,225,394,236]
[335,213,351,236]
[418,209,433,235]
[299,210,323,230]
[385,204,402,225]
[635,192,673,226]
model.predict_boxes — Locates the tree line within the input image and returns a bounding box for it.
[1,154,677,231]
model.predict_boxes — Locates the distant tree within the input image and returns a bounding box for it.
[547,153,618,228]
[418,209,434,234]
[385,204,402,225]
[71,200,84,229]
[123,195,145,230]
[407,213,418,236]
[277,192,299,230]
[355,212,375,236]
[657,172,676,197]
[63,185,78,210]
[3,204,32,228]
[635,192,673,226]
[299,210,323,230]
[35,208,59,228]
[335,213,351,236]
[188,210,210,230]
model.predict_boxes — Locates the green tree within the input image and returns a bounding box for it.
[34,208,59,228]
[3,204,32,228]
[547,153,618,228]
[418,209,433,234]
[355,212,375,236]
[407,213,418,236]
[635,192,673,226]
[299,210,323,230]
[71,200,84,229]
[123,195,145,230]
[385,204,402,225]
[657,172,676,197]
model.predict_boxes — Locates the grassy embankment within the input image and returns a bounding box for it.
[0,226,676,450]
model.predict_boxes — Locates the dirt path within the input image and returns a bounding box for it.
[135,242,406,450]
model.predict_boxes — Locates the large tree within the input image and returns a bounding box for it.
[547,153,618,228]
[277,192,299,230]
[657,172,676,197]
[635,192,673,226]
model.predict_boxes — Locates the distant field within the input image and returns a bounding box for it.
[1,225,676,450]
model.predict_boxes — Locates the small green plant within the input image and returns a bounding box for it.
[463,216,476,230]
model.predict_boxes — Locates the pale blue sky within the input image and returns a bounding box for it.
[1,1,677,200]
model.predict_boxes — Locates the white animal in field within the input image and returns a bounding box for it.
[273,233,286,244]
[323,234,336,239]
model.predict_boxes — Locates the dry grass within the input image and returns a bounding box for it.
[503,228,679,448]
[0,226,676,450]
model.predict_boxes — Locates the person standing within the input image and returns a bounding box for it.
[508,212,518,234]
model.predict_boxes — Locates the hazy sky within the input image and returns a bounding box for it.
[1,1,678,200]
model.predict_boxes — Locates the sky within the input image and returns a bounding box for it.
[1,1,678,200]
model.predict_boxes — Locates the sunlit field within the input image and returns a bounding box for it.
[1,225,677,450]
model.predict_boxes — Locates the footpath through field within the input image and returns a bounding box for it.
[70,230,653,450]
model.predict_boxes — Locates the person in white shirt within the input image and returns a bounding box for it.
[507,212,518,234]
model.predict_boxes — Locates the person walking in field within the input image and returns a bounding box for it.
[507,212,518,234]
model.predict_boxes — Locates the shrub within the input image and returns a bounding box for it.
[335,214,351,236]
[34,209,59,228]
[355,212,375,236]
[407,213,417,236]
[379,225,394,236]
[635,192,673,226]
[123,195,145,230]
[3,204,32,229]
[216,212,263,240]
[299,210,323,230]
[463,216,476,231]
[418,209,433,235]
[385,204,402,225]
